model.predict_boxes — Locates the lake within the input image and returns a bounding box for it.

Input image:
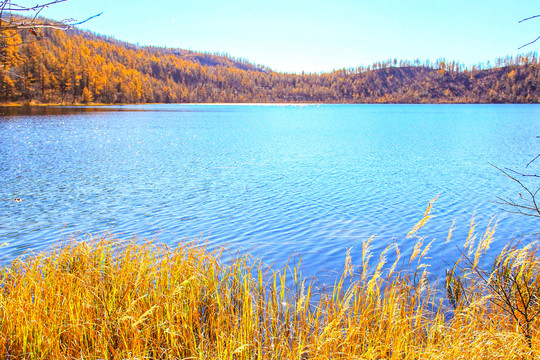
[1,104,539,281]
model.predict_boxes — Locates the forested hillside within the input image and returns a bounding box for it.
[0,25,538,104]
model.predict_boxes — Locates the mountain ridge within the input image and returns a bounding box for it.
[0,25,538,104]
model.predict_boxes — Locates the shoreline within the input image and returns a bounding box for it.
[1,101,539,107]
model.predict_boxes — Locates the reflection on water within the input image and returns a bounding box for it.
[1,104,539,282]
[0,104,247,117]
[0,106,119,117]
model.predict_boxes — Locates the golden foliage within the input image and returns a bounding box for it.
[0,27,538,104]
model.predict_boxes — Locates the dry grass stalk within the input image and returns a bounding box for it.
[0,200,538,359]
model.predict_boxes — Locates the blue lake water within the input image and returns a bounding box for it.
[1,104,539,281]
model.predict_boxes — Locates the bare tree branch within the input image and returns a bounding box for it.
[68,12,102,26]
[504,167,540,178]
[526,153,540,168]
[1,0,69,12]
[519,14,540,23]
[518,36,540,50]
[491,164,540,218]
[518,14,540,50]
[0,0,100,34]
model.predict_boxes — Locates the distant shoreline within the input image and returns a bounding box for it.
[2,101,539,107]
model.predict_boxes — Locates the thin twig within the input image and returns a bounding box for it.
[491,164,540,217]
[526,154,540,168]
[504,167,540,178]
[0,0,69,12]
[519,36,540,50]
[519,14,540,23]
[69,12,103,26]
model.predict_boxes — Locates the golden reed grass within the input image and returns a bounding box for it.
[1,201,539,359]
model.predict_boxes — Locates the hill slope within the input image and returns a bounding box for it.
[0,26,538,104]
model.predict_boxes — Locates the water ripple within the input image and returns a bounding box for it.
[1,104,540,283]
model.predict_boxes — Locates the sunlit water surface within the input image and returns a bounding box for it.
[1,104,539,282]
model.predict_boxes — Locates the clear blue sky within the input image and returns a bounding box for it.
[35,0,539,73]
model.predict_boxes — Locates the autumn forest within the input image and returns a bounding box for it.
[0,25,539,104]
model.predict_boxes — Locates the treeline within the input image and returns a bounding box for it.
[0,26,538,104]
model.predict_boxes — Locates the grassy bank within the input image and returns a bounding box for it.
[1,207,539,359]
